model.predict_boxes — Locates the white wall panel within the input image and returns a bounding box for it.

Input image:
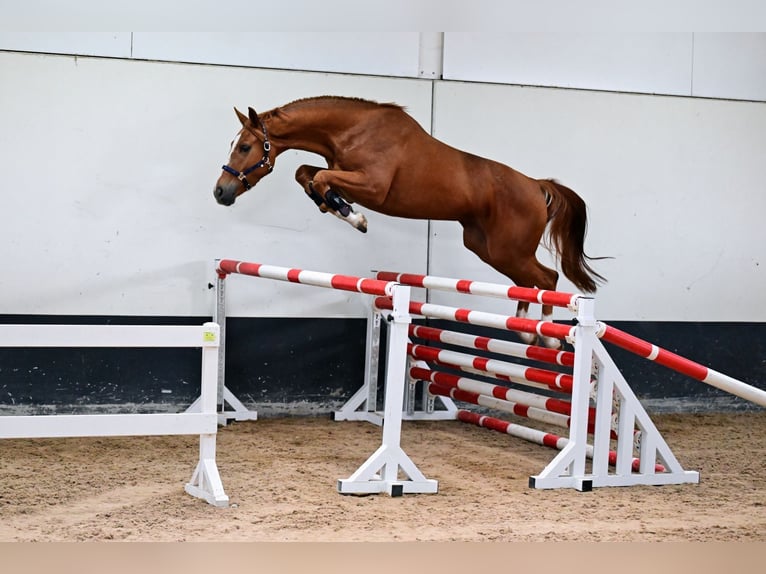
[0,52,431,318]
[132,32,420,78]
[0,32,131,58]
[430,81,766,322]
[692,33,766,101]
[443,33,693,96]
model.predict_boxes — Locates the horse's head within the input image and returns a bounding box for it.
[213,107,274,206]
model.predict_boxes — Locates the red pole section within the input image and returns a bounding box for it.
[408,343,573,392]
[428,382,585,432]
[216,259,396,297]
[409,324,575,367]
[375,297,574,342]
[457,410,665,473]
[376,270,580,309]
[411,366,587,419]
[599,323,766,408]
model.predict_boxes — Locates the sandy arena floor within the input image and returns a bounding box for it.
[1,411,765,542]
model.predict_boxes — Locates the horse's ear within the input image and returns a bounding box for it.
[248,106,260,125]
[234,107,248,126]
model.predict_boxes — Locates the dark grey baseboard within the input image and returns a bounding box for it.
[1,315,763,415]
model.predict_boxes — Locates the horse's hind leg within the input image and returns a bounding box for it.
[462,222,562,349]
[505,259,561,349]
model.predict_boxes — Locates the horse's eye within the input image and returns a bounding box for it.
[239,144,252,153]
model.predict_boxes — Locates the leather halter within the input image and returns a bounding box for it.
[221,121,273,190]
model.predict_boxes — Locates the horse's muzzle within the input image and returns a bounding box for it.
[214,185,236,206]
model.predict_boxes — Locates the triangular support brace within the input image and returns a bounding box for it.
[529,297,700,490]
[337,284,438,496]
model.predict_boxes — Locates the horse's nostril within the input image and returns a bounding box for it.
[214,186,235,206]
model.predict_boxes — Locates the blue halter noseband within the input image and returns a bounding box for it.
[221,121,273,190]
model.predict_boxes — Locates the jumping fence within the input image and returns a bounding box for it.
[212,258,766,493]
[0,322,228,507]
[212,259,436,496]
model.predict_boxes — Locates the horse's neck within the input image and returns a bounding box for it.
[266,107,353,159]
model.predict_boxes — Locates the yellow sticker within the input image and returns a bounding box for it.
[203,331,217,342]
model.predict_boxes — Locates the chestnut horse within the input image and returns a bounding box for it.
[213,96,605,348]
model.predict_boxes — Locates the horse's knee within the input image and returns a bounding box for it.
[295,165,317,185]
[303,181,327,210]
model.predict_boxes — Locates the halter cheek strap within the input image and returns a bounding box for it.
[221,121,273,190]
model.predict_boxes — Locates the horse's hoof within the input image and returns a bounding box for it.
[350,213,368,233]
[517,331,537,346]
[541,336,563,350]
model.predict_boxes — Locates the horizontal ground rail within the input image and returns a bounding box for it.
[598,323,766,409]
[458,410,664,473]
[0,322,228,507]
[214,259,437,496]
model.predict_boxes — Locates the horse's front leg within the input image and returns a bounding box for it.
[295,165,368,233]
[515,301,561,349]
[295,165,329,212]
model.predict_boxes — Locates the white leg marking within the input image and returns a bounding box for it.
[540,312,562,349]
[329,208,368,232]
[515,307,537,344]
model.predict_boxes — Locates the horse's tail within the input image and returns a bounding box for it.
[538,179,606,293]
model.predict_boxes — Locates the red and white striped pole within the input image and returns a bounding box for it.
[458,410,664,473]
[411,366,590,419]
[429,381,583,432]
[408,343,573,392]
[375,297,575,343]
[217,259,396,297]
[599,323,766,408]
[409,324,574,367]
[376,270,580,309]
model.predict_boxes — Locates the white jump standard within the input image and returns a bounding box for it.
[0,322,228,507]
[214,259,438,496]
